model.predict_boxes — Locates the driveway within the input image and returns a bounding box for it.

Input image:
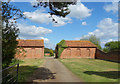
[28,57,83,83]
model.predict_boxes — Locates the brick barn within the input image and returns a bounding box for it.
[15,39,44,59]
[55,40,97,58]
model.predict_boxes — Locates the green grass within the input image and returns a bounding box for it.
[59,58,119,82]
[10,58,44,82]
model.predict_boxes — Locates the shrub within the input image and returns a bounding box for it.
[56,40,67,58]
[50,50,54,56]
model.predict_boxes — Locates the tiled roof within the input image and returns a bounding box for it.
[17,39,44,47]
[65,40,97,47]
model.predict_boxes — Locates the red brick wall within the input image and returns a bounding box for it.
[60,47,96,58]
[15,47,44,59]
[96,49,120,62]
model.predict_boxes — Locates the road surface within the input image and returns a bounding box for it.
[28,57,83,83]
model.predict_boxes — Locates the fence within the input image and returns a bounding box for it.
[0,64,19,84]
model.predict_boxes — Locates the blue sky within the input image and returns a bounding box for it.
[9,1,118,49]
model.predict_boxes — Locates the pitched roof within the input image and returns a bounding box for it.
[65,40,97,47]
[17,39,44,47]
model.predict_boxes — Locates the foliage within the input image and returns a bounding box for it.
[103,41,120,53]
[80,35,102,49]
[2,2,24,69]
[44,48,51,53]
[32,0,77,22]
[44,48,55,53]
[50,50,54,56]
[16,47,27,58]
[56,40,67,58]
[9,59,24,66]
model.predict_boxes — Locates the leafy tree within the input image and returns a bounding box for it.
[44,48,51,53]
[103,41,120,52]
[44,47,55,53]
[80,35,102,49]
[2,2,24,68]
[32,0,77,22]
[50,50,54,56]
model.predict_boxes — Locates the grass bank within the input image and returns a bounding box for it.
[59,58,119,82]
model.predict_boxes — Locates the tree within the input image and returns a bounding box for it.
[80,35,102,49]
[50,50,54,56]
[32,0,77,22]
[2,2,24,68]
[103,41,120,53]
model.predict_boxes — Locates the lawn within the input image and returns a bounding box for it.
[10,58,45,82]
[59,58,119,82]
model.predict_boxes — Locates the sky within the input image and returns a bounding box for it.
[8,1,118,49]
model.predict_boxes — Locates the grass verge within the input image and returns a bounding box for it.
[10,58,44,82]
[59,58,119,82]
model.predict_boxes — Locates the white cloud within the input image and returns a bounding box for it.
[68,3,92,19]
[87,18,118,39]
[24,2,92,26]
[30,0,39,6]
[104,2,118,13]
[17,23,55,49]
[40,37,55,49]
[17,23,52,39]
[23,9,72,27]
[75,18,118,47]
[101,39,117,45]
[81,21,87,25]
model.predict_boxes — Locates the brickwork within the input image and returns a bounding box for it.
[96,49,120,62]
[15,47,44,59]
[15,39,44,59]
[60,47,96,58]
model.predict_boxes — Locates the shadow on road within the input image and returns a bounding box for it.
[32,67,56,80]
[84,71,120,79]
[16,65,56,82]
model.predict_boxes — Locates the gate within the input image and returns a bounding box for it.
[0,64,19,84]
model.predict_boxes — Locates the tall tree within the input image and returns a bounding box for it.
[80,35,102,49]
[2,2,24,68]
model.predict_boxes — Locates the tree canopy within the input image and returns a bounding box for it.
[32,0,77,22]
[50,49,54,56]
[44,47,55,53]
[80,35,102,49]
[2,2,24,68]
[103,41,120,53]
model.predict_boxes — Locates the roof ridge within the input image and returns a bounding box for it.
[65,40,90,42]
[65,40,97,47]
[17,39,44,41]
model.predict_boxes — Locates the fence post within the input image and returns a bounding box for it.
[16,64,19,84]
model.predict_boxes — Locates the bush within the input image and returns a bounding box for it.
[10,59,24,66]
[56,40,67,58]
[50,50,54,56]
